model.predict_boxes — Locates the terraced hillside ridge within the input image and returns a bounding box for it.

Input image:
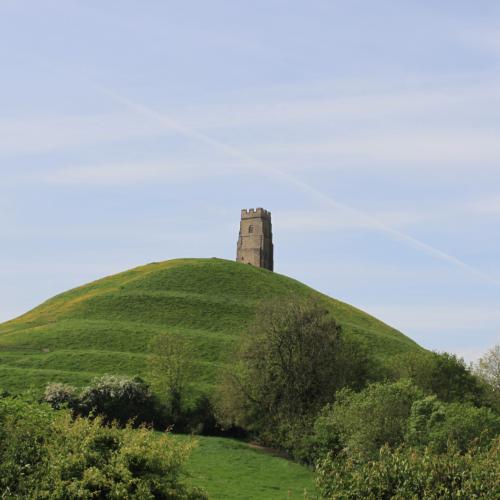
[0,258,422,394]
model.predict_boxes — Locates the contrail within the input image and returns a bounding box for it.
[95,85,500,287]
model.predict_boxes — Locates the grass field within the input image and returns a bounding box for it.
[177,434,316,499]
[0,258,422,395]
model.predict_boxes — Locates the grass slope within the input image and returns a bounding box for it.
[178,435,315,499]
[0,258,422,394]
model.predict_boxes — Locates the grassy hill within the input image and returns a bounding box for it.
[0,258,422,394]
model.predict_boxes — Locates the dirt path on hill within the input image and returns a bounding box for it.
[247,442,292,460]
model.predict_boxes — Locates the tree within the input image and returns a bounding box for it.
[217,299,372,452]
[474,344,500,393]
[149,331,193,420]
[472,343,500,413]
[389,350,487,405]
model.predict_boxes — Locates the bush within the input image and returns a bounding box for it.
[0,397,206,498]
[79,375,165,427]
[0,398,55,496]
[43,382,78,410]
[42,376,228,435]
[316,439,500,499]
[39,414,207,499]
[406,395,500,453]
[183,395,224,435]
[315,380,424,459]
[389,351,487,406]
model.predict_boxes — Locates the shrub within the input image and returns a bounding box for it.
[316,438,500,499]
[389,351,487,406]
[0,397,206,498]
[79,375,165,427]
[316,380,424,459]
[0,398,54,496]
[43,382,78,410]
[406,395,500,453]
[39,414,207,499]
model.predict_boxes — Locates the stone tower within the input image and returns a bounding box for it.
[236,208,274,271]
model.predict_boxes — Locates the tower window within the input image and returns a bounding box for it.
[248,225,254,233]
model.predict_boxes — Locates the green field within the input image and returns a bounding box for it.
[0,258,422,394]
[178,434,315,499]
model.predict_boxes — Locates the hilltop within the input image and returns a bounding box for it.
[0,258,422,394]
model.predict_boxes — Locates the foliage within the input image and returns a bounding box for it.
[78,375,165,427]
[0,397,206,499]
[183,395,225,436]
[0,397,55,496]
[389,350,487,405]
[474,343,500,412]
[316,438,500,499]
[43,382,78,410]
[316,380,424,459]
[43,376,229,435]
[149,331,193,420]
[475,343,500,390]
[217,299,374,454]
[405,395,500,453]
[38,415,206,499]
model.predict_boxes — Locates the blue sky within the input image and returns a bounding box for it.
[1,0,499,361]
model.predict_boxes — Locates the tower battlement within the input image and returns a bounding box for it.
[240,207,271,219]
[236,207,274,271]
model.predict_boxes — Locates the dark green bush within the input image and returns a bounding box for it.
[43,375,167,428]
[406,395,500,453]
[315,380,423,459]
[389,351,488,406]
[79,375,163,426]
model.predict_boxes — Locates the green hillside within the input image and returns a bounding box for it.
[180,435,315,498]
[0,258,422,394]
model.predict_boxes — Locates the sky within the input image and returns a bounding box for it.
[1,0,499,361]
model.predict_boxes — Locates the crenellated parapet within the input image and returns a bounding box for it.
[240,207,271,220]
